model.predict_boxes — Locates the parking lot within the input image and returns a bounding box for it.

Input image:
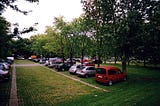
[1,60,160,106]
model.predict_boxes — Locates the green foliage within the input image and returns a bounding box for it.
[82,0,160,68]
[0,0,39,14]
[12,38,33,58]
[30,34,49,57]
[0,16,11,58]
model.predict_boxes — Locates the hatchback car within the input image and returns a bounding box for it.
[76,66,96,77]
[95,66,127,86]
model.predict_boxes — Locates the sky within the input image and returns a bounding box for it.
[2,0,83,38]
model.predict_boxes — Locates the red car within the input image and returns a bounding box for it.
[95,66,127,86]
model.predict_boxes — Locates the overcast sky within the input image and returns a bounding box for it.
[2,0,83,38]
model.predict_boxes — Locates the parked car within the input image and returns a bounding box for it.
[39,59,46,64]
[0,69,10,82]
[76,66,96,77]
[83,62,95,66]
[33,58,40,62]
[95,66,127,86]
[69,64,84,74]
[56,62,72,71]
[0,62,10,70]
[44,60,50,66]
[0,64,5,70]
[48,61,62,68]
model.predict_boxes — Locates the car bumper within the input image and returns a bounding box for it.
[76,72,85,76]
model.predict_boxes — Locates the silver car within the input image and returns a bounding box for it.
[76,66,96,77]
[69,64,84,74]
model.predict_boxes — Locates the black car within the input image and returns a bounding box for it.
[56,63,73,71]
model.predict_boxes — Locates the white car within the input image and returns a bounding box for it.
[76,66,96,77]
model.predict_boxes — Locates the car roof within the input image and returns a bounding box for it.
[84,66,95,68]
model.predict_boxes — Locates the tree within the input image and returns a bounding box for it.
[82,0,116,66]
[0,0,39,58]
[0,16,10,58]
[82,0,160,71]
[0,0,39,15]
[12,38,33,58]
[30,34,49,57]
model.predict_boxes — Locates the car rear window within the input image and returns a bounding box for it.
[96,68,106,74]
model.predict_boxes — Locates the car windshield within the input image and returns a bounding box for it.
[96,68,106,74]
[77,65,85,69]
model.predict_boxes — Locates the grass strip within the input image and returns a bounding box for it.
[16,66,100,106]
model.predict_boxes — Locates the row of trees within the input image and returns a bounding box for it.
[0,0,159,72]
[30,16,95,64]
[81,0,160,71]
[30,0,159,72]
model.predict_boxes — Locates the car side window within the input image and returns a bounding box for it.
[77,65,80,68]
[96,68,106,74]
[88,67,95,70]
[117,69,122,74]
[108,70,117,75]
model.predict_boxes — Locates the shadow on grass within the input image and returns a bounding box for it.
[0,79,11,106]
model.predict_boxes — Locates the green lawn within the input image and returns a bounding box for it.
[15,60,160,106]
[55,64,160,106]
[14,59,35,64]
[16,66,100,106]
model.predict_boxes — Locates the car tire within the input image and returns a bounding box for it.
[85,74,89,78]
[108,80,113,86]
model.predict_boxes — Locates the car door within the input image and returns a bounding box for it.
[89,67,96,75]
[108,70,118,82]
[85,67,91,75]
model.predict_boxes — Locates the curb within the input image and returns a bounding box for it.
[9,65,18,106]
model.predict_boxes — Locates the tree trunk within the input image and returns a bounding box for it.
[70,48,73,65]
[97,55,101,67]
[122,60,126,72]
[81,48,84,64]
[122,51,127,72]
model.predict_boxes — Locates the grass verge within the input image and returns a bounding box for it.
[59,64,160,106]
[16,66,100,106]
[14,59,35,64]
[16,60,160,106]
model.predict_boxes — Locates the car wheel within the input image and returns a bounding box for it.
[108,80,113,86]
[62,68,65,71]
[85,74,89,78]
